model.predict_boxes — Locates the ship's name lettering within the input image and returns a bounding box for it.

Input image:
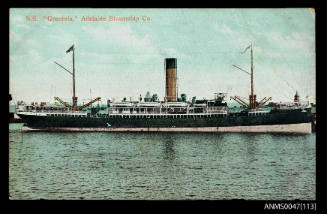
[46,16,73,22]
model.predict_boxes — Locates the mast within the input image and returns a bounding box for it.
[54,45,101,111]
[233,44,270,109]
[249,44,256,109]
[251,45,253,100]
[72,46,76,110]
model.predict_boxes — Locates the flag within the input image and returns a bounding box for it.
[241,44,252,54]
[66,45,74,53]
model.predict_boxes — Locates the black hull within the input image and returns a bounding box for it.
[18,110,313,129]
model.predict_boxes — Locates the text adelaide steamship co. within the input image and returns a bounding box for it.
[25,15,151,23]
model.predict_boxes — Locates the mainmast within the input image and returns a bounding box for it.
[251,45,253,97]
[249,45,256,109]
[232,44,271,110]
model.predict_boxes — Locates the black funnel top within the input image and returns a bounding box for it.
[165,58,177,69]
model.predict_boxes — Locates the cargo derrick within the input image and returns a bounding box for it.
[54,45,101,111]
[230,96,248,108]
[54,97,72,109]
[257,97,272,108]
[77,97,101,111]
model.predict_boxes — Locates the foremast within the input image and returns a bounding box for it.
[54,45,100,111]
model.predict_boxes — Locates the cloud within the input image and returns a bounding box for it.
[163,48,191,60]
[47,33,77,45]
[214,23,253,51]
[91,24,158,54]
[268,31,314,53]
[10,50,44,67]
[10,30,38,47]
[41,25,49,29]
[81,24,154,63]
[15,23,31,29]
[214,23,235,37]
[81,23,189,63]
[81,24,150,50]
[79,52,114,63]
[11,15,25,22]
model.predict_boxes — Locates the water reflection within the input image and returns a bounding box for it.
[202,133,226,156]
[9,131,316,200]
[162,136,175,162]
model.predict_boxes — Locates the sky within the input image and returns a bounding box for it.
[9,8,315,105]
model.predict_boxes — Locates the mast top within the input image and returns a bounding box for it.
[66,44,74,53]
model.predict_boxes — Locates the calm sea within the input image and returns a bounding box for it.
[9,124,316,200]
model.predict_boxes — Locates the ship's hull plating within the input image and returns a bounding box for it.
[21,123,311,133]
[18,110,313,133]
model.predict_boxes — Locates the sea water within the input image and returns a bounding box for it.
[9,127,315,200]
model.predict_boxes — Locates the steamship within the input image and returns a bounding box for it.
[16,45,313,133]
